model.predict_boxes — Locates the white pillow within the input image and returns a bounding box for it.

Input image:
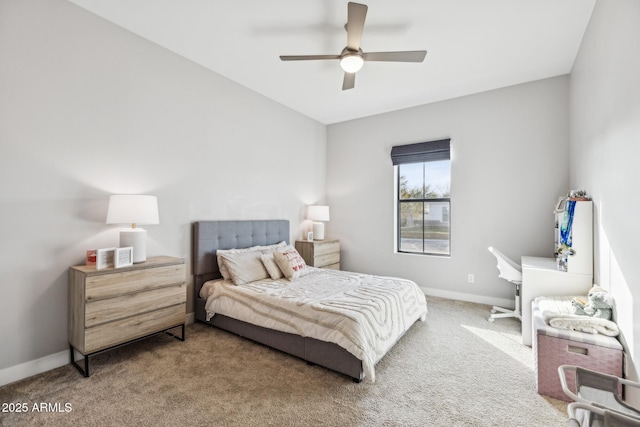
[217,241,286,280]
[274,246,309,281]
[220,251,269,285]
[261,253,284,280]
[217,248,248,280]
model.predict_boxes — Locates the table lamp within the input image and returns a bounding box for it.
[106,195,159,263]
[307,205,330,240]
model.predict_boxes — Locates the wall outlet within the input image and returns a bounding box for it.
[467,274,475,283]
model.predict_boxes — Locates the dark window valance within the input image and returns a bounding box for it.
[390,139,451,165]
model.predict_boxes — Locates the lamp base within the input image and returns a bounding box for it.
[120,228,147,263]
[312,222,325,240]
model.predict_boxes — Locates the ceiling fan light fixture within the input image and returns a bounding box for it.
[280,3,426,89]
[340,54,364,73]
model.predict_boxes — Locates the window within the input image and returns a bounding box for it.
[391,139,451,256]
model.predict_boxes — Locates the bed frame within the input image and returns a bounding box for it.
[192,220,364,382]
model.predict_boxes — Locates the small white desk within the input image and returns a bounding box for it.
[521,256,593,346]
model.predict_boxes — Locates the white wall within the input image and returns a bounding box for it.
[569,0,640,379]
[0,0,326,382]
[327,76,570,305]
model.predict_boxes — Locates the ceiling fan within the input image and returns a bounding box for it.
[279,2,427,91]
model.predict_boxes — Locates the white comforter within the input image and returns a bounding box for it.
[202,267,428,382]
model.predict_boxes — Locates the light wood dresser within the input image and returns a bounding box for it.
[68,256,186,376]
[295,239,340,269]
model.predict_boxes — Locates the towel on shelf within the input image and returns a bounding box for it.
[542,311,620,336]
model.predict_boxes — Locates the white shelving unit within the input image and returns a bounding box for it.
[521,200,593,346]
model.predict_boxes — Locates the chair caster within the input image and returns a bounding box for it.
[491,309,497,314]
[488,317,495,323]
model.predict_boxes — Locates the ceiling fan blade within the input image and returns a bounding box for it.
[363,50,427,62]
[280,54,341,61]
[342,72,356,90]
[346,2,368,51]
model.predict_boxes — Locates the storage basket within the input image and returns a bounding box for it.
[533,297,623,401]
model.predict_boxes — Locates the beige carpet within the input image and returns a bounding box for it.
[0,297,567,426]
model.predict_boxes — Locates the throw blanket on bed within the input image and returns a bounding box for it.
[542,311,620,336]
[203,267,428,382]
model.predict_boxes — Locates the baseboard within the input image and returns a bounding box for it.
[421,286,515,310]
[0,349,69,387]
[1,313,197,387]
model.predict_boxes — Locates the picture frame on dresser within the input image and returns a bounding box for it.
[95,247,115,270]
[114,247,133,268]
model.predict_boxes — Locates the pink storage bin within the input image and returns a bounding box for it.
[532,296,623,402]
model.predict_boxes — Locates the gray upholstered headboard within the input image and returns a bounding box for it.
[192,220,290,297]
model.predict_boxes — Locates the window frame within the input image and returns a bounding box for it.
[391,139,451,257]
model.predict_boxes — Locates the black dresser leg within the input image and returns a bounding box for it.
[69,344,89,377]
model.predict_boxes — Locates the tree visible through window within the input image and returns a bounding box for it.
[391,139,451,256]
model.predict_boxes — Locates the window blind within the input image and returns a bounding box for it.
[390,139,450,165]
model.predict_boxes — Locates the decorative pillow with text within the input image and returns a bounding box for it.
[274,247,309,281]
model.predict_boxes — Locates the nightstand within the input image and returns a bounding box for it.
[68,256,186,376]
[295,239,340,269]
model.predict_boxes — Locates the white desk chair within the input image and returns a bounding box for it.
[488,246,522,322]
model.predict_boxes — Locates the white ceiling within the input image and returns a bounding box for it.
[68,0,596,124]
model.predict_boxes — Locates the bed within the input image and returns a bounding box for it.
[192,220,427,382]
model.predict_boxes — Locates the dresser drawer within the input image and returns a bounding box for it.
[313,240,340,256]
[85,283,186,328]
[84,304,186,353]
[314,252,340,268]
[85,264,185,301]
[295,239,341,269]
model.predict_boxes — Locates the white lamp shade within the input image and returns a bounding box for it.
[307,205,330,222]
[106,195,159,226]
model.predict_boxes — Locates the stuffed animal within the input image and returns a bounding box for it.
[572,286,613,320]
